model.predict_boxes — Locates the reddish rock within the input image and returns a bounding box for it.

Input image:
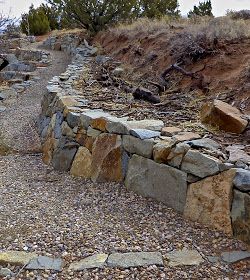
[85,137,95,152]
[173,132,201,142]
[75,127,87,146]
[42,137,58,164]
[91,133,124,182]
[201,100,248,134]
[90,117,108,132]
[161,126,182,136]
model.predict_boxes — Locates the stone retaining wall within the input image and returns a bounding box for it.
[38,36,250,245]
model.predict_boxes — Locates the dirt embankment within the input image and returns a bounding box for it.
[94,25,250,115]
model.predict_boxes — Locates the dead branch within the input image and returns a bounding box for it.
[133,87,160,104]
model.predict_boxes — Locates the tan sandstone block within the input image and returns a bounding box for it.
[184,169,236,235]
[70,147,92,178]
[201,100,248,134]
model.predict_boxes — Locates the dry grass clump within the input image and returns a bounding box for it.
[109,16,250,64]
[171,17,250,63]
[227,9,250,20]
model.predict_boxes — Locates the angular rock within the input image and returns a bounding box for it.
[57,96,83,111]
[91,133,124,182]
[69,254,108,271]
[75,127,87,146]
[233,169,250,192]
[166,249,203,266]
[186,138,221,151]
[87,127,102,138]
[201,100,248,133]
[80,110,111,129]
[231,190,250,244]
[181,150,221,178]
[90,117,108,132]
[126,119,164,131]
[130,129,161,140]
[161,126,182,136]
[0,251,37,266]
[167,143,190,168]
[46,112,63,139]
[184,169,236,235]
[61,121,75,138]
[153,140,176,164]
[125,155,187,213]
[42,137,58,164]
[70,147,92,178]
[52,138,78,171]
[173,132,201,142]
[226,145,250,164]
[106,120,130,135]
[0,267,13,277]
[66,111,80,128]
[221,251,250,263]
[26,256,63,271]
[107,252,163,268]
[123,135,154,158]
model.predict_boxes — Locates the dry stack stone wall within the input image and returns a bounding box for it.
[38,35,250,245]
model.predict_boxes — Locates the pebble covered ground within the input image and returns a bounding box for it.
[0,44,249,280]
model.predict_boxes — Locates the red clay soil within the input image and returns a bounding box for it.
[94,31,250,115]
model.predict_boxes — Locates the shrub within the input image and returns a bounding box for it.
[47,0,180,33]
[227,10,250,20]
[21,5,50,36]
[188,1,213,18]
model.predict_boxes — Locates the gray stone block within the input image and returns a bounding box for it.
[107,252,163,268]
[125,155,187,213]
[123,135,154,158]
[130,129,161,140]
[181,150,221,178]
[233,169,250,192]
[26,256,63,271]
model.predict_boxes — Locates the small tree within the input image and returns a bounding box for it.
[47,0,180,32]
[138,0,180,18]
[188,0,213,18]
[47,0,137,33]
[21,5,50,36]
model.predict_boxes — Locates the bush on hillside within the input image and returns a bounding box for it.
[21,5,50,36]
[227,10,250,20]
[47,0,180,33]
[188,1,213,18]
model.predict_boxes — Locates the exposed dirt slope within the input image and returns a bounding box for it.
[95,30,250,114]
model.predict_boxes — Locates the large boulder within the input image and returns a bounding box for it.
[184,169,236,235]
[125,155,187,213]
[91,133,125,182]
[200,100,248,134]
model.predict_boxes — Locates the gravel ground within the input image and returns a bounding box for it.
[0,43,71,153]
[0,44,249,280]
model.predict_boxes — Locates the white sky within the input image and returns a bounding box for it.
[1,0,250,18]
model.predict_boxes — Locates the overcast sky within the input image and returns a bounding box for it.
[1,0,250,18]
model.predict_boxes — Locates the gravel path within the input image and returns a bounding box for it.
[0,44,71,153]
[0,45,249,279]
